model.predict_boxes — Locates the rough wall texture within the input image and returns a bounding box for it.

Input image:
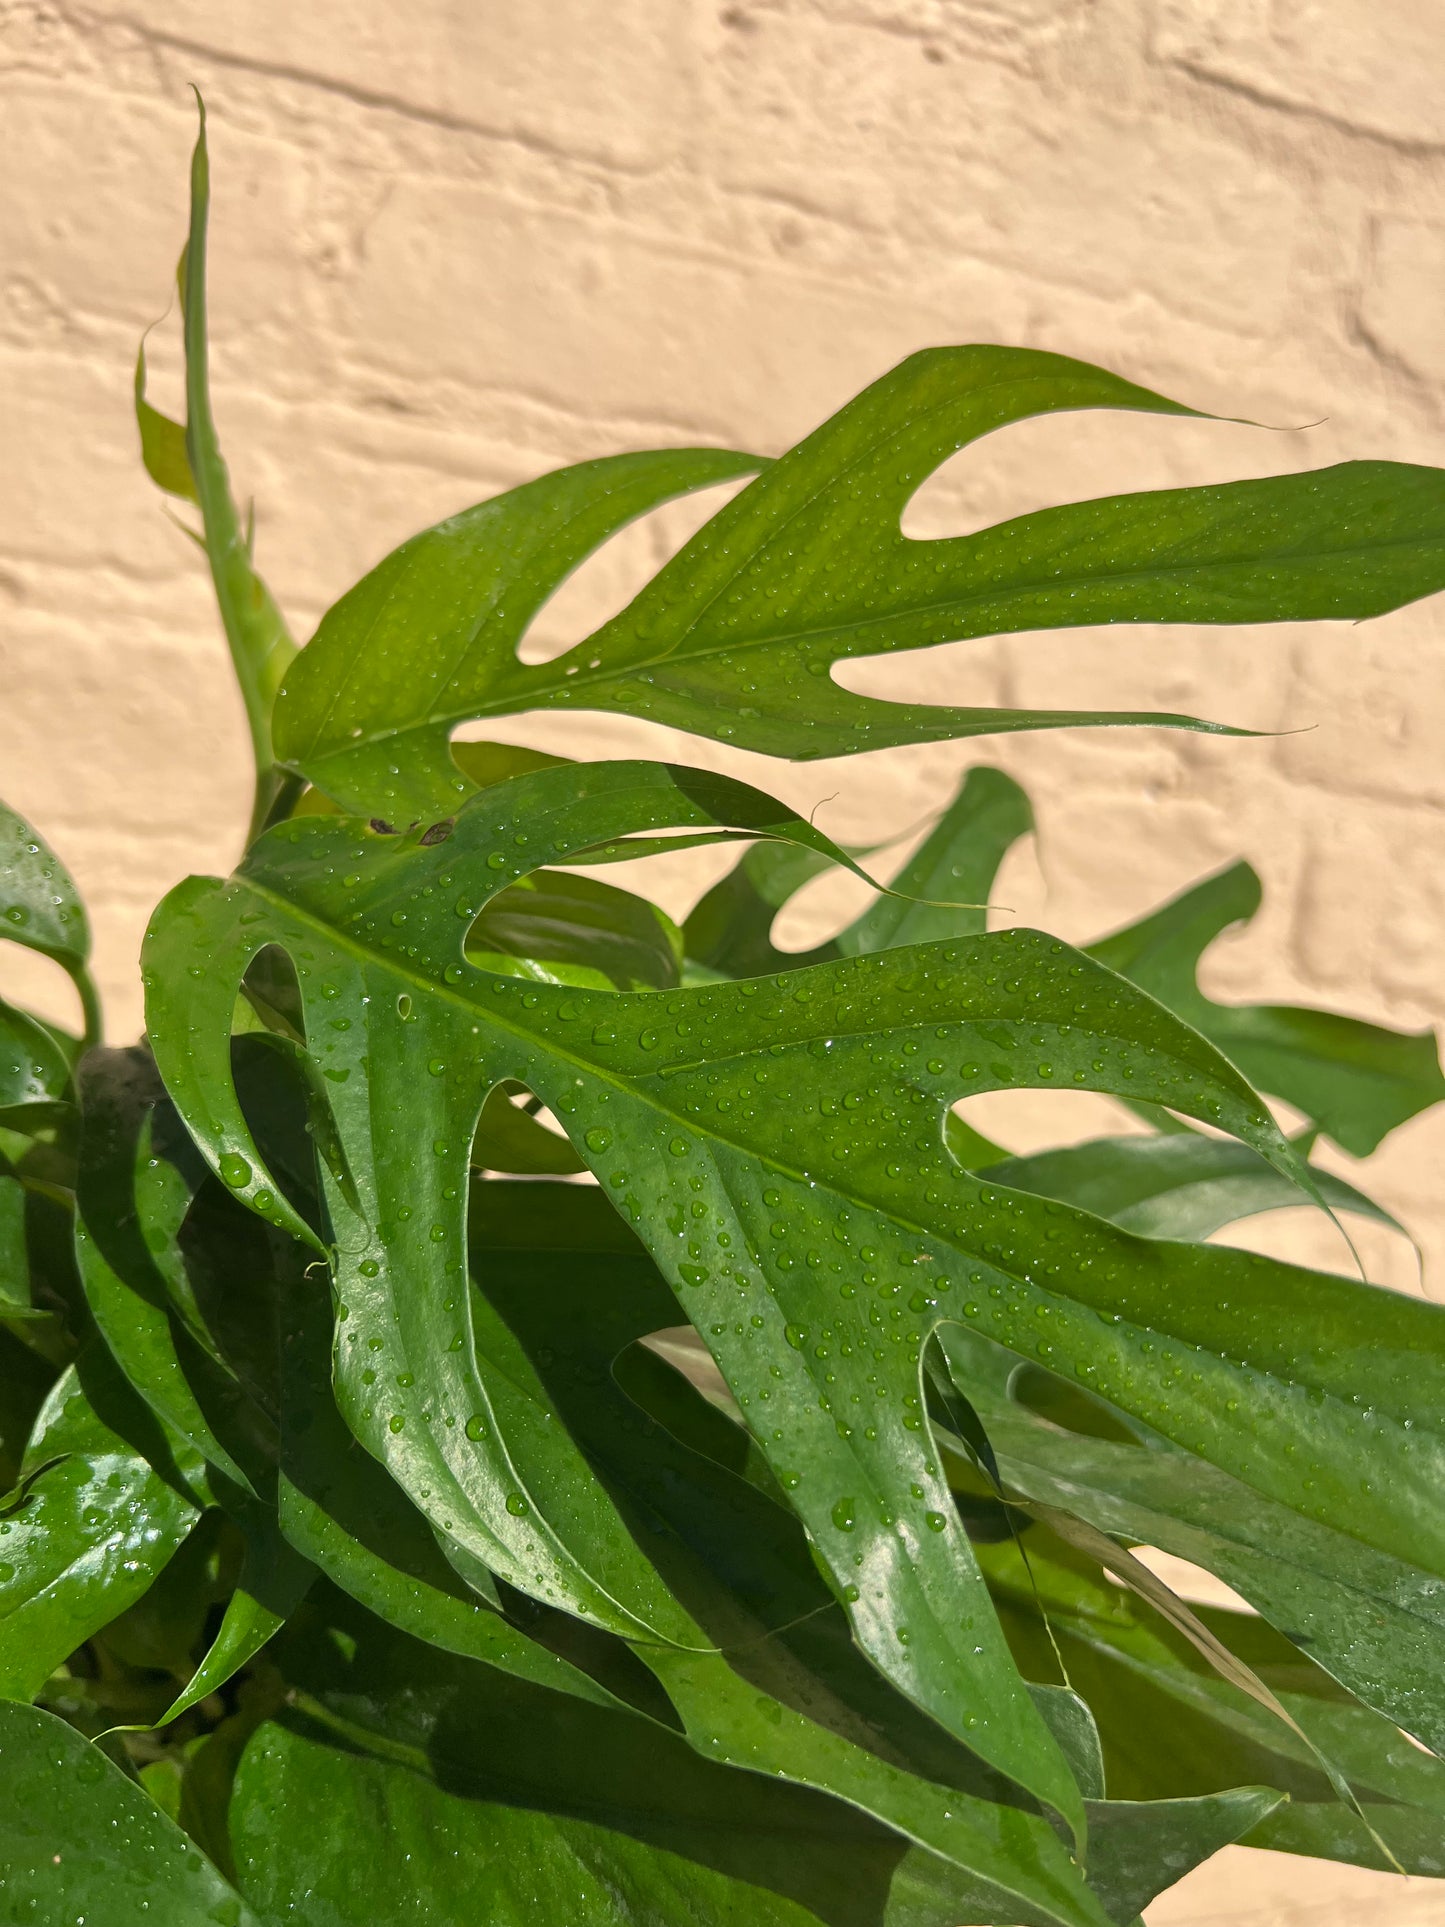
[1,4,1442,1917]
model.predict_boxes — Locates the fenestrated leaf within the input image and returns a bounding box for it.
[978,1132,1402,1243]
[0,1344,207,1701]
[978,1528,1445,1879]
[138,757,1312,1829]
[463,1181,1109,1922]
[139,760,1431,1840]
[275,347,1445,819]
[937,1324,1445,1756]
[684,765,1031,981]
[273,449,764,820]
[0,1700,264,1925]
[1088,862,1445,1155]
[274,1236,644,1712]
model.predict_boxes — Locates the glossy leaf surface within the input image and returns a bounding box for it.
[980,1530,1445,1876]
[0,1701,262,1925]
[274,449,762,820]
[0,1348,205,1701]
[939,1325,1445,1754]
[463,1183,1108,1922]
[276,348,1445,818]
[74,1048,261,1492]
[140,758,1432,1837]
[240,1606,1094,1927]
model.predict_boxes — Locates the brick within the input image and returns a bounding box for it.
[1155,0,1445,147]
[1356,217,1445,387]
[334,176,970,447]
[78,0,697,169]
[0,82,314,355]
[1274,601,1445,810]
[703,10,1316,335]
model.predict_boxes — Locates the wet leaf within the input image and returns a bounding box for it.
[0,1700,261,1922]
[276,349,1445,818]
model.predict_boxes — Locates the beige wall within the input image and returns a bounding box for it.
[2,3,1443,1917]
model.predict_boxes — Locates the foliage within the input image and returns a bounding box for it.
[3,105,1444,1925]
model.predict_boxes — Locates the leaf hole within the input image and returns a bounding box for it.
[899,407,1313,544]
[513,478,750,667]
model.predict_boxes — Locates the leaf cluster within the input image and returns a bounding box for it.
[4,105,1445,1926]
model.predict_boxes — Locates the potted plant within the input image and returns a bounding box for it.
[3,105,1443,1925]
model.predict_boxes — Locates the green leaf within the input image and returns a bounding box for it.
[1084,1789,1285,1924]
[978,1526,1445,1879]
[978,1132,1403,1243]
[0,1346,206,1701]
[247,1600,1105,1927]
[464,1182,1108,1921]
[277,348,1445,814]
[938,1326,1445,1756]
[0,1174,35,1318]
[470,1085,584,1174]
[468,867,685,991]
[273,449,764,821]
[274,1245,642,1711]
[235,1713,838,1927]
[0,997,72,1120]
[143,1498,312,1729]
[0,1325,53,1488]
[143,759,1442,1837]
[74,1049,263,1492]
[841,767,1034,955]
[0,1700,263,1924]
[0,799,92,979]
[1088,862,1445,1155]
[684,766,1032,980]
[133,334,198,504]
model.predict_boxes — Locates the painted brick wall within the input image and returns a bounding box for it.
[2,6,1442,1918]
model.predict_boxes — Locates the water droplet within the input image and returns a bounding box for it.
[831,1497,857,1532]
[218,1152,252,1189]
